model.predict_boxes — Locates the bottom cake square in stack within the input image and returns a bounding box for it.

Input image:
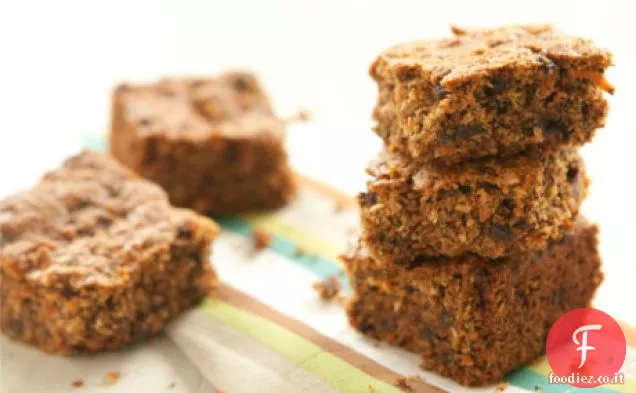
[343,220,603,386]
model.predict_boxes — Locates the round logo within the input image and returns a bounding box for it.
[546,308,626,388]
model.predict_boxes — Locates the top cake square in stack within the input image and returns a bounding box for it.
[371,25,613,164]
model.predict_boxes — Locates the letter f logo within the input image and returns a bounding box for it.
[572,324,602,368]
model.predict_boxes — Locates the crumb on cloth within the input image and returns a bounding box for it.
[297,108,312,122]
[312,276,341,301]
[395,376,412,390]
[496,382,508,391]
[103,371,121,385]
[395,375,428,391]
[294,246,306,257]
[287,108,312,123]
[71,379,84,388]
[252,229,271,250]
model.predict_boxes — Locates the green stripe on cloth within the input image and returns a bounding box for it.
[201,299,403,393]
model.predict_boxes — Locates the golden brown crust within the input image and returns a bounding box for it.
[0,151,218,354]
[374,25,612,88]
[110,72,296,215]
[344,220,603,386]
[359,148,587,263]
[114,73,280,140]
[371,25,612,163]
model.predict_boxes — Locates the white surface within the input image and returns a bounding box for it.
[0,0,633,325]
[0,335,211,393]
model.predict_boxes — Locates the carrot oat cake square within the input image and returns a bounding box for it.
[0,151,218,354]
[111,72,295,215]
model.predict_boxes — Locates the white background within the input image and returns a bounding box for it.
[0,0,634,324]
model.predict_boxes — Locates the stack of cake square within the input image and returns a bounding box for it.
[344,25,613,386]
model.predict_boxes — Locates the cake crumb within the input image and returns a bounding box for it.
[334,201,346,213]
[296,108,312,122]
[395,376,412,390]
[71,379,84,388]
[496,382,508,391]
[168,382,176,389]
[252,229,271,250]
[104,371,121,385]
[294,246,306,257]
[395,375,426,390]
[312,276,341,301]
[285,108,312,123]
